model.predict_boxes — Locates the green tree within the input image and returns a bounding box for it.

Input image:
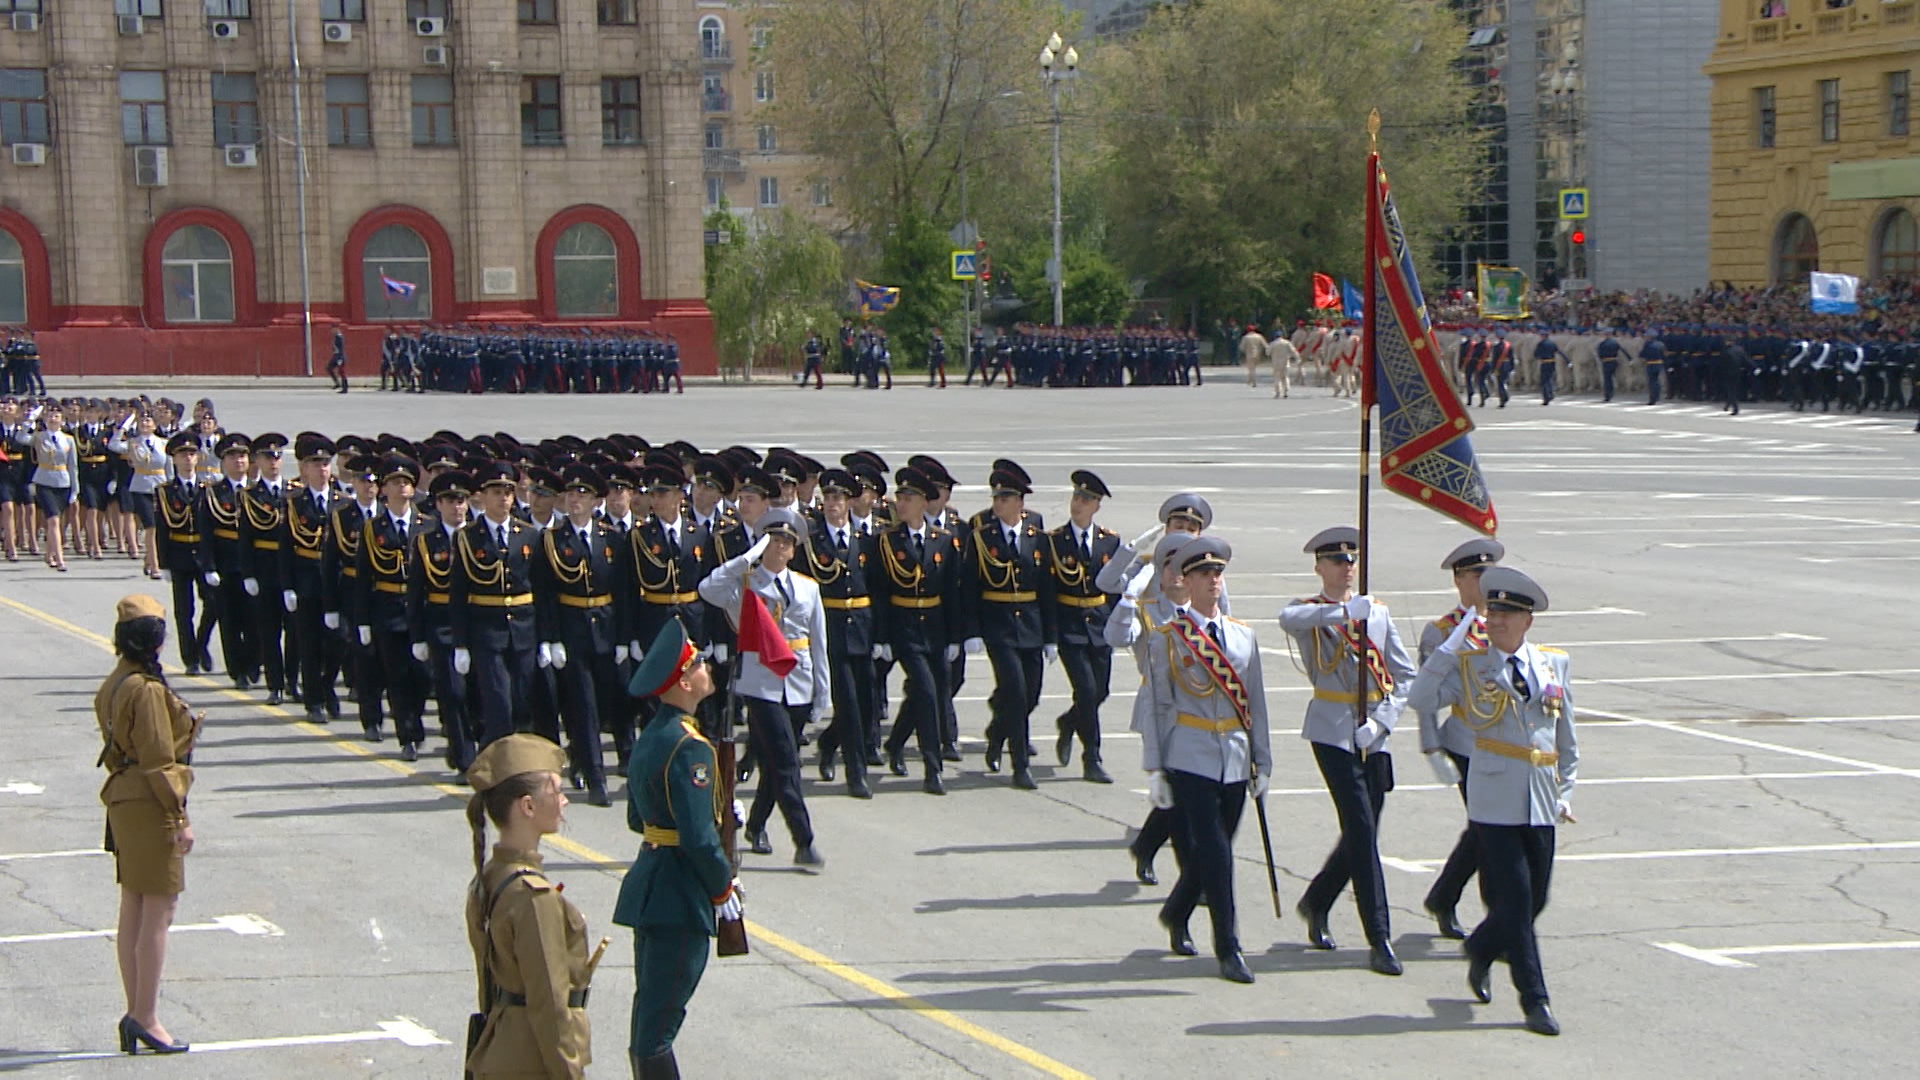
[997,238,1132,326]
[872,212,959,366]
[707,209,844,378]
[1096,0,1483,324]
[702,199,748,298]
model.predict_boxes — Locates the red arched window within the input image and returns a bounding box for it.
[342,205,455,324]
[142,208,260,327]
[535,205,643,321]
[0,208,51,328]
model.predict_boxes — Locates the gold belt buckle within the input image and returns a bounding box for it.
[1528,747,1550,767]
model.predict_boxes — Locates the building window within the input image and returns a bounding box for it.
[115,0,164,16]
[811,180,831,207]
[325,75,372,148]
[0,70,49,146]
[601,77,642,145]
[1818,78,1841,143]
[751,24,770,49]
[0,1,40,12]
[753,70,775,104]
[161,225,235,324]
[1877,208,1919,278]
[699,16,724,57]
[704,123,724,150]
[1890,71,1911,138]
[411,75,456,146]
[1753,85,1775,149]
[1773,213,1819,285]
[0,230,24,325]
[517,0,555,25]
[212,73,260,146]
[705,176,724,208]
[757,124,776,152]
[406,0,449,18]
[320,0,364,20]
[1757,0,1786,17]
[206,0,251,17]
[119,72,168,146]
[553,222,618,317]
[598,0,636,25]
[702,73,728,112]
[758,176,779,207]
[362,224,432,321]
[521,76,563,146]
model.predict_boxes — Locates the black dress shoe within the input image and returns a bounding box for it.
[266,689,283,706]
[1025,741,1037,758]
[588,787,612,807]
[1011,767,1037,790]
[1132,850,1158,886]
[1297,901,1337,950]
[568,768,584,791]
[304,707,326,723]
[941,744,962,762]
[793,844,825,871]
[922,772,946,796]
[325,702,342,720]
[865,749,883,767]
[1425,900,1466,940]
[1467,955,1493,1004]
[847,777,873,800]
[1524,1003,1561,1037]
[1083,761,1113,784]
[400,742,419,763]
[1056,729,1073,766]
[818,751,836,783]
[1369,941,1404,976]
[1218,953,1255,984]
[888,747,908,777]
[984,742,1003,773]
[1160,917,1197,956]
[364,725,383,743]
[745,829,773,855]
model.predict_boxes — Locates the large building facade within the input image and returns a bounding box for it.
[694,2,838,230]
[0,0,714,377]
[1705,0,1919,286]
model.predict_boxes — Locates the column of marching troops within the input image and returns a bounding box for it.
[359,326,687,396]
[101,418,1579,1038]
[805,321,1211,390]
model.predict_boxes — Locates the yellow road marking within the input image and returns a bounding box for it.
[2,592,1094,1080]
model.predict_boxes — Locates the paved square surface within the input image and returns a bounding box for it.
[3,378,1918,1076]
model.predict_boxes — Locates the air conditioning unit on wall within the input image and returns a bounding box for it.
[11,143,47,166]
[210,19,240,39]
[118,15,145,35]
[224,145,259,168]
[416,17,446,37]
[10,12,40,32]
[323,21,353,43]
[133,146,170,187]
[422,45,449,66]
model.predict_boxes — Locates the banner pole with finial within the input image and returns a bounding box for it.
[1355,109,1381,757]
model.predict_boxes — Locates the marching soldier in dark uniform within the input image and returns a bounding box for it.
[805,468,877,798]
[155,434,215,673]
[926,326,948,388]
[453,463,545,748]
[238,433,292,705]
[800,330,826,390]
[197,433,256,688]
[323,454,381,717]
[353,455,429,755]
[1048,470,1120,783]
[624,460,713,713]
[875,467,967,795]
[534,465,626,807]
[285,435,343,722]
[411,470,478,773]
[968,464,1056,790]
[909,455,968,762]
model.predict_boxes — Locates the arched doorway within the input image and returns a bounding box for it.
[1772,213,1818,285]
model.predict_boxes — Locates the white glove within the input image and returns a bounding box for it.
[731,799,746,826]
[1428,751,1461,786]
[1556,799,1577,824]
[629,640,644,662]
[453,647,471,675]
[1354,718,1385,751]
[550,642,568,669]
[614,644,629,664]
[282,589,298,612]
[204,570,221,587]
[964,636,984,655]
[714,893,743,922]
[1147,770,1174,810]
[1344,594,1372,622]
[944,644,960,663]
[1121,565,1151,601]
[744,533,771,564]
[323,611,340,630]
[871,643,892,662]
[1437,608,1477,654]
[243,577,259,597]
[1130,523,1165,552]
[711,643,729,663]
[537,643,553,668]
[357,625,372,646]
[1043,643,1058,664]
[1250,769,1269,799]
[409,641,429,663]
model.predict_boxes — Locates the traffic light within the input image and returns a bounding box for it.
[1570,229,1586,246]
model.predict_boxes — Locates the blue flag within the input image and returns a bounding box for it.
[1341,278,1365,322]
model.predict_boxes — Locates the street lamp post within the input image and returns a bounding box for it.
[1039,32,1077,327]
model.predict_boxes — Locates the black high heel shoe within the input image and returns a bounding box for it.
[122,1016,189,1055]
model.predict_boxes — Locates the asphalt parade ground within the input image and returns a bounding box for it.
[3,375,1919,1077]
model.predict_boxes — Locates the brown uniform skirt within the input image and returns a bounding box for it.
[108,799,184,896]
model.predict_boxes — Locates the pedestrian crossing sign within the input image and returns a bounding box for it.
[951,251,978,280]
[1558,188,1589,220]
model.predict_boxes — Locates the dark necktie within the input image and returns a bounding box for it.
[579,528,591,550]
[1080,529,1092,563]
[495,525,508,550]
[774,574,792,607]
[1206,620,1222,646]
[1508,655,1531,701]
[835,529,847,552]
[911,532,925,557]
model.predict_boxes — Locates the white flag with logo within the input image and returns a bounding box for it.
[1809,271,1859,315]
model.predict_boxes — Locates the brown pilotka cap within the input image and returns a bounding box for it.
[116,594,165,623]
[466,734,567,793]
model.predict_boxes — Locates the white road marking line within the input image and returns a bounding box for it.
[1271,769,1871,799]
[1580,708,1920,778]
[0,912,283,946]
[1539,524,1920,536]
[1580,668,1920,686]
[0,780,46,795]
[0,848,107,862]
[1380,856,1434,875]
[1534,607,1645,618]
[1652,942,1755,968]
[1689,714,1920,726]
[1664,538,1920,549]
[1801,555,1920,563]
[1397,839,1920,872]
[1546,632,1824,648]
[1655,940,1920,968]
[0,1017,448,1066]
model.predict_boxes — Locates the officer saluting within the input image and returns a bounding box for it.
[1407,566,1577,1037]
[1138,537,1271,984]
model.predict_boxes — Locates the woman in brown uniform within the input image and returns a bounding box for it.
[94,593,202,1055]
[464,734,597,1079]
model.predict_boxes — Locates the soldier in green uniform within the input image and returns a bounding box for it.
[613,618,738,1079]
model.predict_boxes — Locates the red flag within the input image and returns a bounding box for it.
[1311,272,1339,310]
[736,588,797,679]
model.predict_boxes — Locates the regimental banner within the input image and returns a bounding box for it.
[1475,264,1530,321]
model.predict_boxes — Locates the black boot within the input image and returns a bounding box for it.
[633,1048,681,1079]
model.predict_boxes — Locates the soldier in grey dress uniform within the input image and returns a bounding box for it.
[1093,492,1217,604]
[1108,532,1201,886]
[1278,526,1416,977]
[1407,566,1576,1037]
[1416,537,1504,940]
[1137,537,1272,985]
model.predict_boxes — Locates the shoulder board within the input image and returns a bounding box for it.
[1224,616,1248,627]
[1538,646,1567,656]
[1429,614,1457,631]
[1291,596,1321,606]
[512,872,553,893]
[1458,646,1490,657]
